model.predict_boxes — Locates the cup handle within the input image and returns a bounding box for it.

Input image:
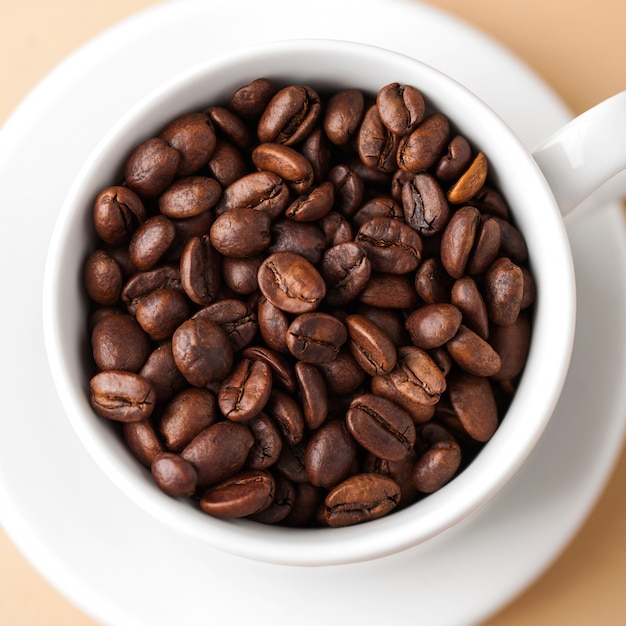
[532,91,626,215]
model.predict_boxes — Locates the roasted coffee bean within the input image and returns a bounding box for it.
[257,296,290,353]
[172,318,234,386]
[124,137,180,198]
[414,257,453,304]
[135,288,189,341]
[320,242,371,306]
[357,105,399,173]
[448,371,498,442]
[401,172,450,237]
[294,361,328,430]
[218,358,272,422]
[207,139,248,187]
[303,419,357,491]
[435,135,472,182]
[450,277,489,339]
[285,181,334,222]
[84,249,123,306]
[325,473,401,527]
[90,370,156,422]
[85,79,535,528]
[182,421,254,486]
[328,164,364,217]
[139,342,186,403]
[318,211,353,247]
[222,255,262,295]
[205,106,251,150]
[151,452,198,498]
[160,112,216,176]
[464,215,501,276]
[251,143,314,194]
[358,272,418,309]
[258,85,321,146]
[159,388,218,452]
[377,82,425,136]
[123,420,164,467]
[257,251,326,314]
[179,234,221,306]
[405,303,462,350]
[397,113,450,173]
[241,346,298,394]
[489,313,531,381]
[92,186,146,246]
[412,439,461,493]
[219,171,290,218]
[352,196,403,230]
[209,207,271,257]
[440,205,481,279]
[344,314,397,376]
[266,390,305,446]
[91,314,151,373]
[484,257,524,326]
[356,216,422,274]
[192,299,257,352]
[245,412,284,470]
[301,126,332,183]
[286,312,348,364]
[447,324,501,377]
[323,89,365,145]
[267,219,326,264]
[316,349,365,396]
[158,176,221,219]
[199,469,275,518]
[248,474,296,524]
[129,215,176,271]
[346,394,416,461]
[121,265,182,315]
[447,152,488,204]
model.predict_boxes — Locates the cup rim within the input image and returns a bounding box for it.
[43,38,576,566]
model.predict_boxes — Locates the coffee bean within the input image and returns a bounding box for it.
[151,452,198,498]
[219,170,290,218]
[435,135,472,182]
[84,249,123,306]
[92,186,146,246]
[357,105,399,173]
[294,361,328,430]
[160,112,216,176]
[135,288,189,341]
[245,412,284,470]
[344,314,397,375]
[158,176,222,219]
[123,420,164,467]
[447,324,501,377]
[257,251,326,314]
[209,207,271,257]
[346,394,416,461]
[129,215,176,271]
[124,137,180,198]
[286,312,348,364]
[405,303,462,350]
[397,113,450,173]
[325,473,401,527]
[90,370,156,422]
[305,420,357,488]
[251,143,314,194]
[91,314,151,373]
[218,358,272,422]
[172,318,233,386]
[199,469,275,518]
[448,372,498,442]
[376,82,425,136]
[320,242,371,306]
[484,257,524,326]
[323,89,365,145]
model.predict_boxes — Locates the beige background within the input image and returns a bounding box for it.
[2,0,626,624]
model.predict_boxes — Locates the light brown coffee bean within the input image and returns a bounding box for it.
[344,314,397,375]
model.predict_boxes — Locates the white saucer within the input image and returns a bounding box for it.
[1,1,626,624]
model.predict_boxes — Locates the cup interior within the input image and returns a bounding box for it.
[43,39,576,566]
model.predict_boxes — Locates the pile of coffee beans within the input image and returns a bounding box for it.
[84,78,534,528]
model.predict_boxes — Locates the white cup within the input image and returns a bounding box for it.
[43,39,626,566]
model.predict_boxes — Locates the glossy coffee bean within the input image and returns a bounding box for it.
[320,242,371,306]
[151,452,198,498]
[129,215,176,271]
[257,252,326,314]
[448,372,498,442]
[435,135,472,182]
[344,314,397,376]
[405,303,462,350]
[218,358,273,423]
[123,420,164,467]
[158,176,221,219]
[199,469,275,518]
[139,342,186,403]
[229,78,277,122]
[324,473,401,527]
[172,318,234,386]
[89,370,156,422]
[251,143,314,194]
[209,207,271,257]
[376,82,425,136]
[397,113,450,173]
[447,324,501,377]
[159,388,218,452]
[346,394,416,461]
[357,105,399,173]
[84,249,123,306]
[135,288,189,341]
[124,137,180,198]
[267,219,326,264]
[323,89,364,145]
[182,421,255,487]
[91,314,151,373]
[179,234,221,306]
[484,257,524,326]
[294,361,328,430]
[160,112,216,176]
[192,298,257,352]
[286,312,348,364]
[305,420,358,488]
[401,172,450,237]
[92,186,146,246]
[245,412,284,470]
[219,171,290,218]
